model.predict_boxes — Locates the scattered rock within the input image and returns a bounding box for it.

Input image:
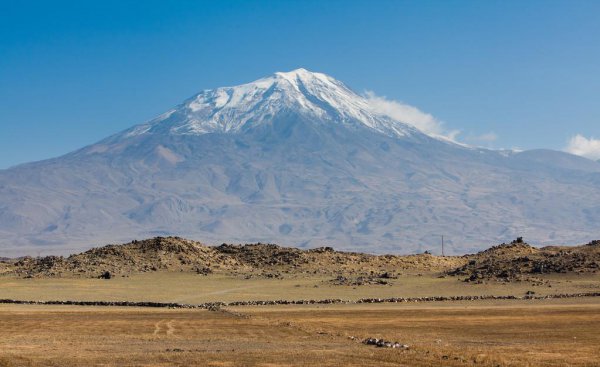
[330,272,396,286]
[195,266,212,275]
[363,338,408,349]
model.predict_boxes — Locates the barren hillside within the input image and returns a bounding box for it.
[449,239,600,282]
[5,236,599,282]
[4,236,465,279]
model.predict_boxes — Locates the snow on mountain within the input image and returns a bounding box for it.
[1,69,599,256]
[119,68,418,140]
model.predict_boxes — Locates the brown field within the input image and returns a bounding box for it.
[0,299,599,367]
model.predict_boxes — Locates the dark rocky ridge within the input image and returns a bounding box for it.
[4,236,599,281]
[448,239,600,282]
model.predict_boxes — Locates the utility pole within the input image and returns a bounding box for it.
[441,235,445,257]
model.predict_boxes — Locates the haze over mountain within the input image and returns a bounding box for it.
[1,69,599,256]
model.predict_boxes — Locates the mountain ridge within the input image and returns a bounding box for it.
[1,69,599,256]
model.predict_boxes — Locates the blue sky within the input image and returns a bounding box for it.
[1,0,599,168]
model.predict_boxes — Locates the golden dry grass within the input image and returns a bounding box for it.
[238,299,600,366]
[1,272,598,304]
[0,305,395,367]
[1,299,599,366]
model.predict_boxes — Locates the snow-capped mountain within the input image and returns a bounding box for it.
[1,69,599,256]
[116,68,417,139]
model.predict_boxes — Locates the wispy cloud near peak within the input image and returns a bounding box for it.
[364,91,459,141]
[565,134,600,160]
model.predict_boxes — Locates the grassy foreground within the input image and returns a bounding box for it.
[0,299,599,366]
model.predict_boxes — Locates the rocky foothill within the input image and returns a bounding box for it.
[10,237,235,278]
[448,238,600,283]
[2,236,463,279]
[2,236,598,282]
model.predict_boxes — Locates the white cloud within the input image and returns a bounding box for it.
[364,91,459,141]
[565,134,600,161]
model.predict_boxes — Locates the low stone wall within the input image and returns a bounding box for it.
[0,299,200,308]
[1,292,599,310]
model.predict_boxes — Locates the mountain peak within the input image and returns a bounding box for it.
[273,68,330,84]
[118,69,417,140]
[274,67,312,77]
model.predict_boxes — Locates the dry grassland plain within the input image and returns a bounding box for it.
[0,300,599,367]
[1,272,599,366]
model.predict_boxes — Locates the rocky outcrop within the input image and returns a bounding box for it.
[448,239,600,282]
[5,236,598,281]
[2,236,466,278]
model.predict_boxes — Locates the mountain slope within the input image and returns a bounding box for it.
[1,69,599,256]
